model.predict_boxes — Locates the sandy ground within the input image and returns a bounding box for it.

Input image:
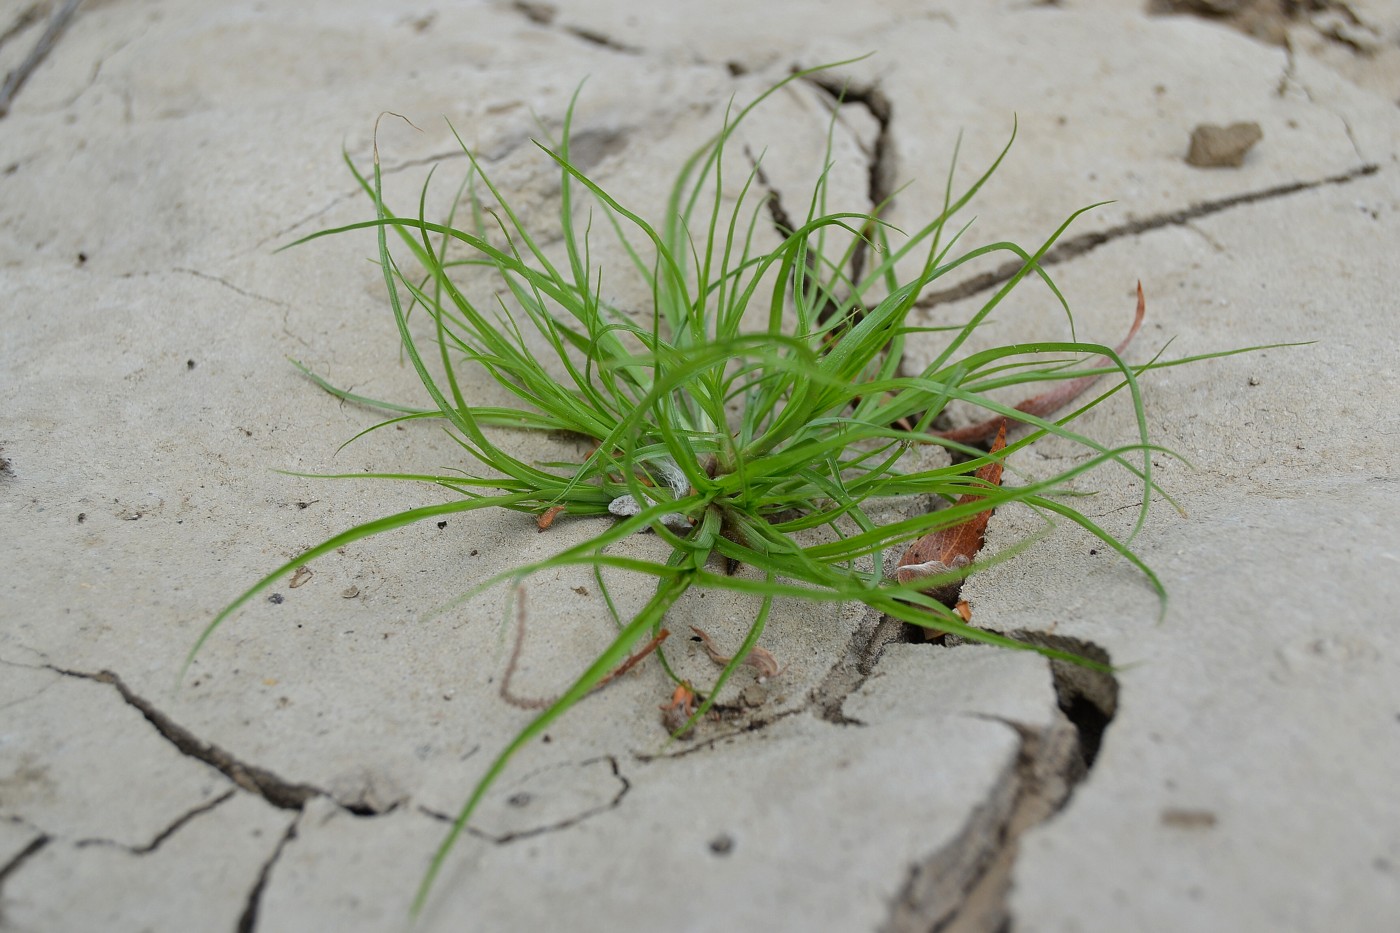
[3,1,1399,931]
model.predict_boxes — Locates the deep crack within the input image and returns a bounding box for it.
[745,143,853,330]
[0,829,50,928]
[803,72,897,286]
[236,815,300,933]
[0,832,50,910]
[748,152,799,241]
[810,614,905,725]
[745,70,899,335]
[883,633,1118,933]
[48,667,323,811]
[1033,633,1117,770]
[916,163,1379,308]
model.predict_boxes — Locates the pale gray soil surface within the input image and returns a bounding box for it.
[2,2,1398,931]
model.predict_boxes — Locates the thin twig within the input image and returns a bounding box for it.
[499,589,669,710]
[690,626,785,680]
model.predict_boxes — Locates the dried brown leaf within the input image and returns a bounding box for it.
[535,505,565,531]
[894,420,1008,604]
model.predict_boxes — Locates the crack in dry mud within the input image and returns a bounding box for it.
[248,146,471,254]
[749,71,899,305]
[0,831,50,917]
[73,790,237,856]
[45,667,355,813]
[0,4,44,55]
[745,72,897,333]
[804,72,897,286]
[632,705,807,762]
[733,604,1118,933]
[508,1,642,55]
[173,268,290,310]
[916,162,1379,308]
[0,668,57,714]
[1273,43,1369,162]
[561,24,642,55]
[630,608,1118,933]
[236,815,300,933]
[885,633,1118,933]
[1152,0,1381,54]
[810,613,902,726]
[417,754,631,844]
[0,0,83,119]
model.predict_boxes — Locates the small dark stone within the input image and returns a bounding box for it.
[708,833,735,855]
[268,593,284,604]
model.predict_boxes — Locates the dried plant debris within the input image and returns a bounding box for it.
[895,421,1008,611]
[691,626,785,681]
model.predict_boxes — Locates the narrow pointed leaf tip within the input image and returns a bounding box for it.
[936,281,1146,446]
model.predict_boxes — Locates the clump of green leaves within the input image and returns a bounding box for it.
[192,61,1197,912]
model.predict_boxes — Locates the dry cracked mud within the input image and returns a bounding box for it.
[4,1,1400,930]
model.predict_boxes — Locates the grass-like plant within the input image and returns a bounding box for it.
[188,61,1240,912]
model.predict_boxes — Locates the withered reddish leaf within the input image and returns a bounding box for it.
[895,420,1007,603]
[936,281,1145,446]
[535,505,565,531]
[691,626,785,680]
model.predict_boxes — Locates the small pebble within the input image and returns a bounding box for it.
[1186,121,1262,168]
